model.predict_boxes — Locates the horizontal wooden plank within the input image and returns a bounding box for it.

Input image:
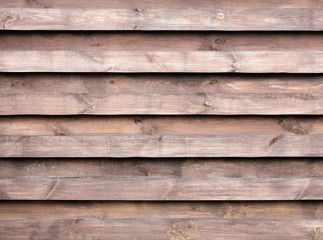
[1,116,322,157]
[1,51,323,73]
[0,201,322,239]
[2,0,322,9]
[0,116,321,136]
[1,74,323,115]
[1,8,322,31]
[0,158,323,181]
[2,158,323,179]
[1,201,323,220]
[1,134,323,158]
[1,158,323,200]
[3,177,323,200]
[2,218,320,240]
[1,32,323,51]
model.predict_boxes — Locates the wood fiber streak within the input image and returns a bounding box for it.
[1,74,323,115]
[1,159,323,200]
[0,8,322,31]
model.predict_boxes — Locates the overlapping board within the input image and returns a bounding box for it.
[0,0,323,239]
[0,158,323,200]
[1,116,323,158]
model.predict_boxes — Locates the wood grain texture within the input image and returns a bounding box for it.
[1,116,321,136]
[1,8,322,31]
[1,32,323,51]
[2,0,322,9]
[0,201,322,239]
[1,116,322,157]
[1,74,323,115]
[1,51,322,73]
[1,135,323,158]
[2,158,323,179]
[0,158,323,200]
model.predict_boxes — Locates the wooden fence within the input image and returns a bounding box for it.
[0,0,323,239]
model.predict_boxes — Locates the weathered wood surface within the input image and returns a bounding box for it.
[1,32,323,51]
[0,158,323,200]
[1,8,322,31]
[2,158,323,179]
[1,74,323,115]
[1,116,321,136]
[1,134,323,158]
[2,0,323,9]
[1,51,322,73]
[1,116,322,157]
[0,201,322,239]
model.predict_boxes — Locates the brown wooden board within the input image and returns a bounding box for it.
[0,158,323,200]
[1,116,321,136]
[1,8,322,31]
[1,115,323,157]
[1,32,323,52]
[1,116,322,158]
[1,74,323,115]
[0,201,322,239]
[2,0,323,9]
[3,134,323,158]
[0,51,322,73]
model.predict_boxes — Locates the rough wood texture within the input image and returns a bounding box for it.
[1,134,323,158]
[0,116,321,157]
[1,74,323,115]
[0,116,321,136]
[1,0,323,238]
[1,8,322,31]
[0,158,323,200]
[0,201,322,239]
[1,51,322,73]
[2,158,323,179]
[1,32,323,51]
[2,0,323,9]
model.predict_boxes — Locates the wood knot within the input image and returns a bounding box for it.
[215,39,224,45]
[209,79,218,85]
[3,13,19,29]
[133,25,140,31]
[223,212,231,218]
[134,118,142,124]
[204,101,213,108]
[135,8,143,12]
[232,62,239,72]
[166,227,190,240]
[313,227,320,240]
[216,12,225,20]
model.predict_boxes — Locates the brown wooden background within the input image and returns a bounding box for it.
[1,0,323,239]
